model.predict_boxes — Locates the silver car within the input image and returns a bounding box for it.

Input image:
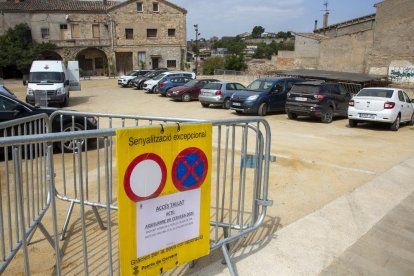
[199,81,245,109]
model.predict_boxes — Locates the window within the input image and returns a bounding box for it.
[168,28,176,37]
[167,60,176,68]
[95,57,104,69]
[137,2,143,12]
[147,29,157,38]
[71,24,80,38]
[92,24,100,38]
[138,52,146,65]
[60,24,68,40]
[152,2,159,12]
[398,91,405,101]
[41,28,49,39]
[125,28,134,39]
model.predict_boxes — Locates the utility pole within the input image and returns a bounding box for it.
[193,24,200,75]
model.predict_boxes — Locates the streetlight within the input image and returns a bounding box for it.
[193,24,200,75]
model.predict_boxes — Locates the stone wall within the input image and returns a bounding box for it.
[367,0,414,85]
[110,0,186,70]
[318,30,373,73]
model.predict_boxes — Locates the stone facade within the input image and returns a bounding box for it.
[318,30,373,73]
[366,0,414,83]
[0,0,187,75]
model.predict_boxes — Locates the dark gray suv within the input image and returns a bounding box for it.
[285,80,351,123]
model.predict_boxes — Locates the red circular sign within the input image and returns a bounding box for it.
[124,153,167,202]
[172,147,208,191]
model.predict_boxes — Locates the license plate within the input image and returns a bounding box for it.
[295,97,307,102]
[232,102,242,106]
[359,113,376,119]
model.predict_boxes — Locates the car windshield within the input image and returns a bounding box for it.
[153,73,168,80]
[144,71,156,77]
[28,72,64,83]
[289,84,320,94]
[203,83,221,90]
[184,79,198,87]
[126,71,138,76]
[357,88,393,98]
[245,80,274,92]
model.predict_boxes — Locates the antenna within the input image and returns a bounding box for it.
[322,0,330,28]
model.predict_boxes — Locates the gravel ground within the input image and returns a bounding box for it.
[3,77,414,275]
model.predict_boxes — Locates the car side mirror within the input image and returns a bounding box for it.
[23,79,27,86]
[65,80,70,86]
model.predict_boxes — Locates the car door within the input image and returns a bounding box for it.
[402,91,414,121]
[0,95,24,122]
[335,84,351,116]
[398,90,410,121]
[269,81,285,112]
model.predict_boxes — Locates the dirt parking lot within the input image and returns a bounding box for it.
[3,77,414,274]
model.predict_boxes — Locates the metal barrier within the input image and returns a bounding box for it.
[1,113,272,275]
[0,114,60,274]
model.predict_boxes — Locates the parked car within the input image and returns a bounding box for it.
[131,70,168,89]
[348,87,414,131]
[0,92,97,152]
[230,77,304,116]
[285,80,351,123]
[143,71,196,93]
[0,84,17,98]
[118,69,151,87]
[157,76,193,97]
[199,81,246,109]
[166,79,220,102]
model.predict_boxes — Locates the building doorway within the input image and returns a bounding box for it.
[116,52,133,75]
[151,57,159,69]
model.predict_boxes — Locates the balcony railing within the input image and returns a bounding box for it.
[48,39,111,47]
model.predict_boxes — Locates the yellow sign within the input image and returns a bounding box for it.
[117,123,212,275]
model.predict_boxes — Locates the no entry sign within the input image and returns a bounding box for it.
[116,123,212,276]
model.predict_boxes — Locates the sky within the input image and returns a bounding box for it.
[169,0,380,40]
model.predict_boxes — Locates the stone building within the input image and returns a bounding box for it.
[0,0,187,75]
[276,0,414,86]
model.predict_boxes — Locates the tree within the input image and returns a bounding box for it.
[213,36,246,55]
[224,54,247,71]
[0,23,55,74]
[203,56,224,75]
[252,26,265,38]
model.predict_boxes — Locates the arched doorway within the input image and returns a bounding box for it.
[40,51,63,60]
[76,48,108,76]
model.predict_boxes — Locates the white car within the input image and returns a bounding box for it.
[117,70,149,87]
[142,71,195,93]
[348,87,414,131]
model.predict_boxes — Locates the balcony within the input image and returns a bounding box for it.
[49,39,111,48]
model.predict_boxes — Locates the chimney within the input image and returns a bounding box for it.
[323,12,329,28]
[314,20,318,31]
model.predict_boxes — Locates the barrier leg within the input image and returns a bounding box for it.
[221,243,237,276]
[92,206,105,230]
[60,201,75,240]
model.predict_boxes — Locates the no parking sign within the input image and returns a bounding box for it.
[116,123,212,275]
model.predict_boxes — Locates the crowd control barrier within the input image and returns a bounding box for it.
[0,112,273,275]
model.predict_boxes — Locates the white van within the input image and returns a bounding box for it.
[25,60,80,107]
[142,71,195,93]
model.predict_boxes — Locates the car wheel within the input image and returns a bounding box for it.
[201,102,209,108]
[390,115,400,131]
[182,93,191,102]
[222,98,231,109]
[258,103,267,116]
[62,95,69,107]
[127,80,132,87]
[409,113,414,126]
[236,110,243,114]
[321,107,333,123]
[348,119,358,128]
[57,122,85,152]
[287,112,297,120]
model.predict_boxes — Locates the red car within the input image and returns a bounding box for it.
[166,79,220,102]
